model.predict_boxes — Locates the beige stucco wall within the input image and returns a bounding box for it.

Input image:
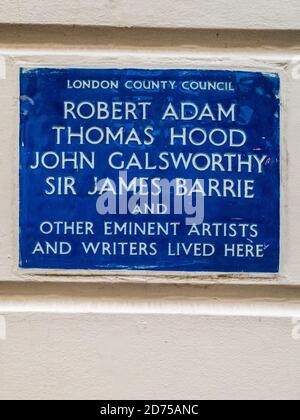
[1,283,300,400]
[0,1,300,400]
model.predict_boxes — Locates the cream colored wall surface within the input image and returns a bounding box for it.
[0,0,300,30]
[1,282,300,400]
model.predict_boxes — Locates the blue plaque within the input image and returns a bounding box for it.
[20,68,280,273]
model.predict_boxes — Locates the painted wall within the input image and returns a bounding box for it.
[0,2,300,400]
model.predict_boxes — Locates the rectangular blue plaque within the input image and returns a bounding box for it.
[20,68,280,273]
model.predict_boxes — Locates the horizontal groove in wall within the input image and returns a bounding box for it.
[0,25,299,50]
